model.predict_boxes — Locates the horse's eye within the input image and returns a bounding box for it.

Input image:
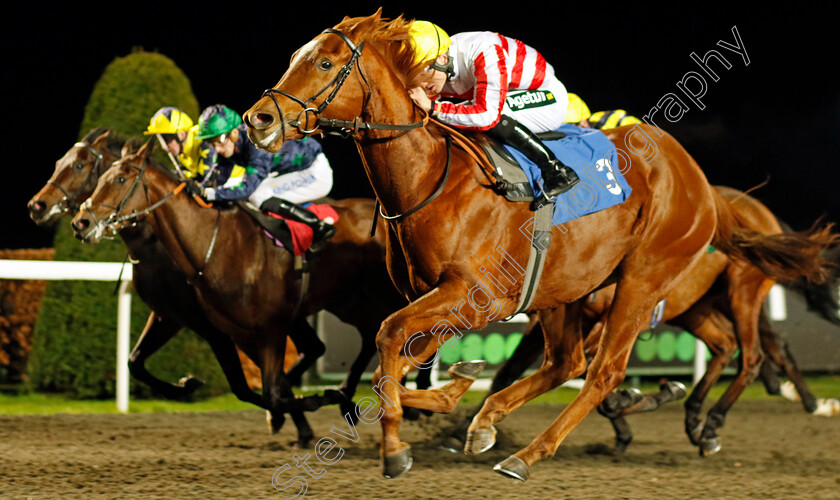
[319,59,333,71]
[116,176,126,184]
[74,163,84,170]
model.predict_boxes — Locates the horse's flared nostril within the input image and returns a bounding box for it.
[71,218,90,233]
[246,111,275,130]
[28,200,46,215]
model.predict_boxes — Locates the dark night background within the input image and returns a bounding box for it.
[3,2,837,250]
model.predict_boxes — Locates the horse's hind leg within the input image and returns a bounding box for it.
[697,273,772,456]
[595,378,687,452]
[757,309,818,413]
[672,305,738,449]
[128,312,203,398]
[467,303,587,455]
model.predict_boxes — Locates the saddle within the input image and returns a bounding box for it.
[237,199,339,256]
[236,201,296,253]
[454,128,567,204]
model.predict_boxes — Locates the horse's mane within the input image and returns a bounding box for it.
[140,142,181,183]
[81,127,144,158]
[333,10,428,86]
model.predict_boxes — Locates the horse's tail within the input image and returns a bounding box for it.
[711,191,840,284]
[786,245,840,325]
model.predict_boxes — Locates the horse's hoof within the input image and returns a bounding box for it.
[614,436,632,454]
[178,375,205,393]
[464,426,497,454]
[448,360,486,380]
[688,423,703,446]
[664,381,687,400]
[493,456,530,482]
[267,410,285,434]
[623,387,644,405]
[813,398,840,417]
[699,437,722,456]
[382,447,413,479]
[440,436,463,454]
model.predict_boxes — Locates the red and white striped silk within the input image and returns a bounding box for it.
[436,32,554,131]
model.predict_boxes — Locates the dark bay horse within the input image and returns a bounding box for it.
[242,11,837,480]
[70,139,411,445]
[27,129,301,432]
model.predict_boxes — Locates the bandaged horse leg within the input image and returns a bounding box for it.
[467,303,587,455]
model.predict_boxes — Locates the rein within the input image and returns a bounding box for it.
[261,28,427,138]
[91,158,222,282]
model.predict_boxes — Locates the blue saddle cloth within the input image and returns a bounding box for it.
[503,123,632,225]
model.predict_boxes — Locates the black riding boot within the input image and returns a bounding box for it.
[260,198,337,248]
[489,115,580,199]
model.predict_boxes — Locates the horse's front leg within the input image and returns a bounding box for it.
[128,312,202,398]
[373,281,484,479]
[260,335,314,448]
[284,317,325,387]
[201,326,265,409]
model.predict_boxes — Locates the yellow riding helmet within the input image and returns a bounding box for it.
[144,107,194,135]
[588,109,642,130]
[565,93,592,123]
[409,20,451,65]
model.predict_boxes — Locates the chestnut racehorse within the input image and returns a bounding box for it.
[243,11,836,479]
[451,186,839,455]
[70,139,411,445]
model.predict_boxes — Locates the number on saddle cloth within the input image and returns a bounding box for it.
[483,123,632,225]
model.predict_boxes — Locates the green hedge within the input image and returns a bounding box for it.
[28,49,229,399]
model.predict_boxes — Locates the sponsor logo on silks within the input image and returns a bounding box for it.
[506,90,556,111]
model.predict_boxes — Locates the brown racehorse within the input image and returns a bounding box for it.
[242,11,836,480]
[27,129,312,439]
[70,139,410,444]
[441,185,839,455]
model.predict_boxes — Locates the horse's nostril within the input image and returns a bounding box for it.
[250,112,275,130]
[72,218,90,231]
[29,200,46,213]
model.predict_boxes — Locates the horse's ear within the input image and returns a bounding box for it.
[137,138,155,160]
[121,142,134,158]
[91,130,111,149]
